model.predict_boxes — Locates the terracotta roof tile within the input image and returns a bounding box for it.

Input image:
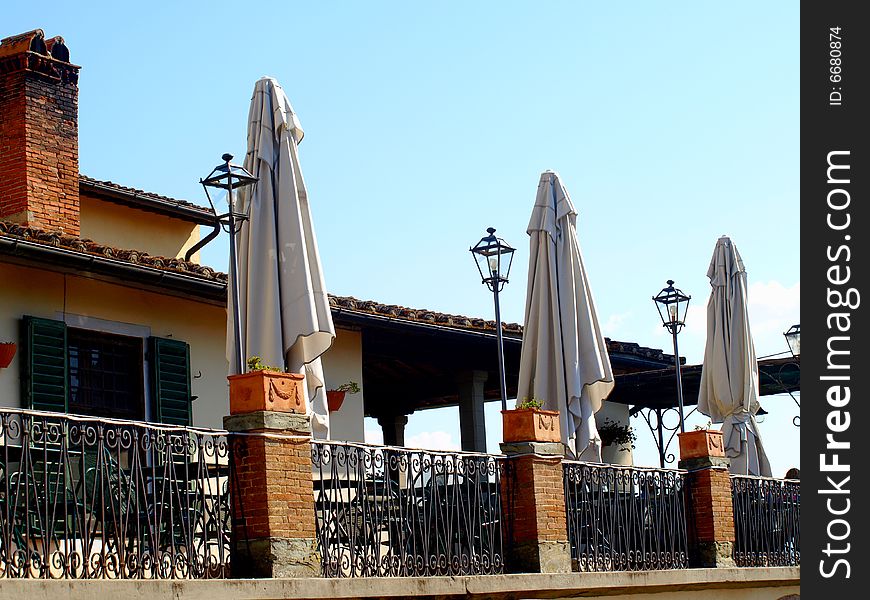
[79,175,214,217]
[0,221,226,283]
[327,295,671,360]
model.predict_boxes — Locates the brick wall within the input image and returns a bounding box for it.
[504,455,568,544]
[0,30,80,235]
[232,434,316,540]
[687,467,736,542]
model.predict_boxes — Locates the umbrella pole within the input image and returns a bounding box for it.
[493,284,508,412]
[550,176,573,455]
[672,329,686,433]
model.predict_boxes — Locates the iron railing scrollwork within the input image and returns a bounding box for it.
[311,441,504,578]
[563,461,689,571]
[731,475,800,566]
[0,409,231,579]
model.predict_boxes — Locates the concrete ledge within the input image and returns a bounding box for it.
[0,567,799,600]
[223,410,311,434]
[678,457,730,471]
[500,441,566,456]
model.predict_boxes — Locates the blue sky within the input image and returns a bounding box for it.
[7,2,799,473]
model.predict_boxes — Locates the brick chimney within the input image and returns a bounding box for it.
[0,29,80,235]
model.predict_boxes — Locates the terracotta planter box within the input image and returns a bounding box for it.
[502,408,560,443]
[0,343,15,369]
[678,429,725,460]
[327,390,346,412]
[228,370,305,415]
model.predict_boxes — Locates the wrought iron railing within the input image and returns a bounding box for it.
[563,461,689,571]
[731,475,800,566]
[311,441,504,577]
[0,409,230,579]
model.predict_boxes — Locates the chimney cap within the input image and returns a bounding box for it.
[0,29,48,59]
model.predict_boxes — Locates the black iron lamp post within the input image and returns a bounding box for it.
[470,227,516,411]
[784,324,800,358]
[201,153,258,376]
[653,279,691,433]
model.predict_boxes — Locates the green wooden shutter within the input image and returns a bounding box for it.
[21,316,68,412]
[149,337,192,425]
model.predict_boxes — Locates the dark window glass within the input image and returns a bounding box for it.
[68,328,144,420]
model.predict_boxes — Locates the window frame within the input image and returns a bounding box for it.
[67,326,146,421]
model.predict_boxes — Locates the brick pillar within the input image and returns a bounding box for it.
[225,372,320,578]
[678,429,736,568]
[0,30,81,235]
[500,439,571,573]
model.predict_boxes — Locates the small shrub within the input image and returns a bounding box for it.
[598,419,636,450]
[333,381,360,394]
[516,397,543,410]
[246,356,284,373]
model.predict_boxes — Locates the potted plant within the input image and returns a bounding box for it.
[0,342,15,369]
[678,423,724,460]
[597,419,637,450]
[326,381,360,412]
[502,398,560,443]
[227,356,306,415]
[597,418,637,464]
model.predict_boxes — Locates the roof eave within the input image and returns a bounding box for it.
[80,179,217,225]
[0,234,226,304]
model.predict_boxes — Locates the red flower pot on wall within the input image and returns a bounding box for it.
[0,343,16,369]
[327,390,346,412]
[502,408,560,443]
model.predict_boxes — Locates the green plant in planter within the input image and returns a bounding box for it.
[516,397,543,410]
[332,381,360,394]
[597,418,637,451]
[246,356,284,373]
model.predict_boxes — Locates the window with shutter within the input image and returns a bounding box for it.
[20,317,193,427]
[21,316,68,412]
[149,337,192,426]
[68,328,144,420]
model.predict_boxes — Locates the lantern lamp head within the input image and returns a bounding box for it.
[470,227,515,292]
[784,324,800,357]
[653,279,691,335]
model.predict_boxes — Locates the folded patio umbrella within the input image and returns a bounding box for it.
[517,171,614,459]
[698,236,771,476]
[228,77,336,438]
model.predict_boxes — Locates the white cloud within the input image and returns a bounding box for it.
[405,431,460,451]
[747,280,800,340]
[365,427,460,451]
[364,427,384,445]
[603,311,632,336]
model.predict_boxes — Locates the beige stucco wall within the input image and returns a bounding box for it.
[0,262,369,436]
[0,262,228,428]
[321,327,365,442]
[79,194,202,262]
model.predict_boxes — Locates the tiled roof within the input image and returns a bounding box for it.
[1,220,670,362]
[328,296,672,361]
[0,221,226,282]
[79,175,215,218]
[329,295,524,335]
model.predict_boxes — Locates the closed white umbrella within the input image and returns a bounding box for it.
[698,236,771,476]
[517,171,614,459]
[228,77,336,438]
